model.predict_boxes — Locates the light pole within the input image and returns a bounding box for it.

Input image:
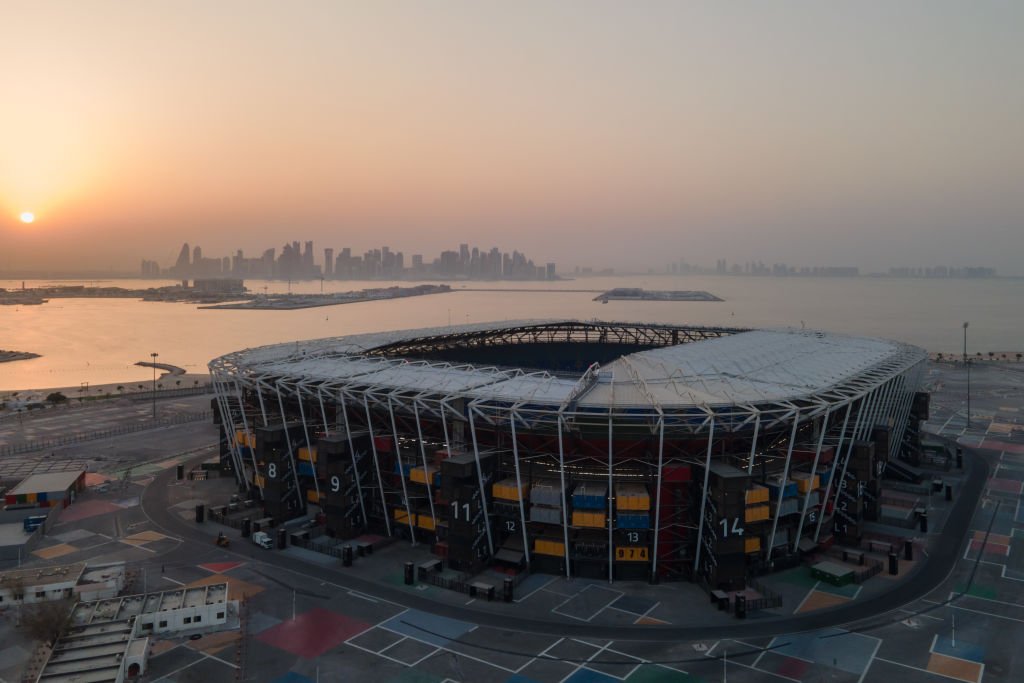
[151,352,158,419]
[962,322,970,428]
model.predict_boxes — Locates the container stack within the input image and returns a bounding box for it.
[317,434,367,539]
[701,463,750,588]
[571,483,607,528]
[529,479,567,573]
[440,451,496,570]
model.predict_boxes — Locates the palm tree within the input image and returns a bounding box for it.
[1017,353,1022,363]
[117,385,124,395]
[988,351,995,361]
[175,380,181,388]
[936,353,944,362]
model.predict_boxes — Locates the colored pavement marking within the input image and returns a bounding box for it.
[768,628,878,676]
[258,608,370,659]
[83,472,112,486]
[386,669,445,683]
[505,675,545,683]
[32,543,77,560]
[986,478,1024,494]
[272,673,315,683]
[927,653,983,683]
[775,656,810,679]
[983,439,1024,455]
[973,530,1013,545]
[149,640,178,657]
[381,609,475,648]
[968,539,1009,557]
[57,500,122,522]
[796,590,850,613]
[199,561,245,574]
[184,572,264,600]
[565,668,621,683]
[125,530,166,542]
[932,636,985,663]
[635,615,669,625]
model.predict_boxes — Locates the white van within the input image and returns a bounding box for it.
[251,531,274,549]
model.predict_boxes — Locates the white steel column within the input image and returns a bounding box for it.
[556,414,571,578]
[388,397,417,544]
[468,406,495,556]
[793,407,830,552]
[814,401,853,542]
[255,384,270,427]
[363,395,392,536]
[692,416,716,574]
[766,411,801,557]
[338,391,368,526]
[315,386,331,436]
[509,412,531,566]
[607,410,614,584]
[274,382,305,510]
[825,387,877,530]
[650,418,665,582]
[745,412,761,475]
[233,378,262,492]
[413,402,437,530]
[296,385,321,503]
[212,374,247,489]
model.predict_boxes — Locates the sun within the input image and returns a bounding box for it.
[19,212,35,224]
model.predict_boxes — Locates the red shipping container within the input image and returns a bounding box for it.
[373,436,393,453]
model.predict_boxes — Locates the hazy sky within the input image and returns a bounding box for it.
[2,2,1022,274]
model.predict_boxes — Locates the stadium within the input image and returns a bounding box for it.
[208,320,929,587]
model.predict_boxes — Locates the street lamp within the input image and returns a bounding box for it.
[151,352,159,419]
[962,322,970,428]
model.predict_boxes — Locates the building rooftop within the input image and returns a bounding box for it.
[8,470,84,495]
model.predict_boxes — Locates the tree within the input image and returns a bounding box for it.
[137,385,144,391]
[988,351,995,361]
[1017,353,1022,363]
[117,385,124,394]
[175,380,181,388]
[45,392,68,406]
[936,353,944,362]
[19,598,74,645]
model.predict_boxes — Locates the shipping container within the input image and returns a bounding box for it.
[614,483,651,510]
[493,478,529,501]
[745,485,769,505]
[744,505,770,523]
[615,513,650,529]
[571,511,606,528]
[534,538,565,557]
[572,482,608,510]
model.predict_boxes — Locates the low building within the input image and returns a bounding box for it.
[4,471,85,510]
[34,583,236,682]
[0,562,125,607]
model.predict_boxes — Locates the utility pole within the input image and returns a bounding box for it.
[962,322,970,428]
[151,352,159,419]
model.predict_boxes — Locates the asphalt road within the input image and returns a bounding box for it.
[142,447,990,642]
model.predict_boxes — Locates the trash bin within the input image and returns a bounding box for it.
[503,577,514,603]
[195,504,205,523]
[888,552,899,576]
[404,561,414,585]
[342,545,353,567]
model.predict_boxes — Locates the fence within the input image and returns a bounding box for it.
[0,411,212,456]
[747,578,785,610]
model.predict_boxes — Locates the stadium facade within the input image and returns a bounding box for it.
[209,320,929,587]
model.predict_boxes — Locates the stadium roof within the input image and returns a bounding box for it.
[212,321,926,413]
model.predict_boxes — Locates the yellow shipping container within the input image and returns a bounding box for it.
[745,537,762,554]
[572,511,605,528]
[417,515,437,531]
[234,430,255,448]
[298,446,318,463]
[393,508,414,525]
[615,484,651,510]
[306,489,322,503]
[410,466,437,485]
[794,473,820,494]
[535,539,565,557]
[744,504,770,523]
[254,474,265,488]
[493,478,528,501]
[745,485,769,505]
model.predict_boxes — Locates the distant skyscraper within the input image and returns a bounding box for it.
[193,245,203,265]
[324,248,333,277]
[175,243,191,269]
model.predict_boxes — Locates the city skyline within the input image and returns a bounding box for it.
[2,3,1022,275]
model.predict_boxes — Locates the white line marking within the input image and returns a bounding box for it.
[856,637,882,683]
[874,656,976,682]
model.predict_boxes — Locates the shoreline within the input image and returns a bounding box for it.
[0,350,41,364]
